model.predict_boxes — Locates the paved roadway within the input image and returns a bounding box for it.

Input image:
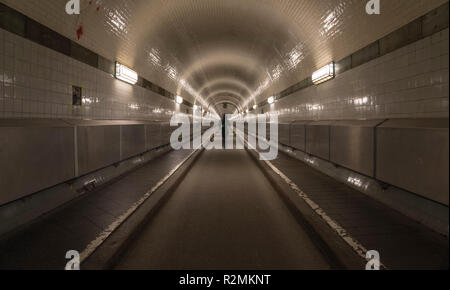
[116,150,332,270]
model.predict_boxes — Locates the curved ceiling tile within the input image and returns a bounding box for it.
[199,78,254,98]
[205,87,247,102]
[209,94,244,107]
[183,61,262,98]
[207,93,245,108]
[4,0,446,110]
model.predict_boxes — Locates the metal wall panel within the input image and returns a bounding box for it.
[73,122,121,176]
[0,119,176,206]
[121,124,147,160]
[278,123,291,146]
[0,119,75,205]
[290,121,309,151]
[146,123,163,150]
[330,120,385,177]
[160,123,173,146]
[376,119,449,205]
[306,122,331,160]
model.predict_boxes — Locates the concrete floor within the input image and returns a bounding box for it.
[116,150,331,270]
[1,148,447,270]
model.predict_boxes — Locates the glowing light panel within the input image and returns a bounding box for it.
[115,62,138,85]
[312,62,335,85]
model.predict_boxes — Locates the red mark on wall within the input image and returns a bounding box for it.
[76,25,83,40]
[74,1,102,41]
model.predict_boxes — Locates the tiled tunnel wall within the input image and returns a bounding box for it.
[0,1,448,229]
[0,26,192,120]
[254,8,449,209]
[0,3,447,121]
[262,27,449,122]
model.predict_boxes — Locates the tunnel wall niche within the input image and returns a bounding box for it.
[0,119,174,206]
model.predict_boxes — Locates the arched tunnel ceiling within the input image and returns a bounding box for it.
[212,101,241,117]
[3,0,446,110]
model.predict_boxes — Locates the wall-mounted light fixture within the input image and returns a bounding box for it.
[115,62,138,85]
[312,62,335,85]
[176,96,184,104]
[268,96,275,104]
[253,105,257,110]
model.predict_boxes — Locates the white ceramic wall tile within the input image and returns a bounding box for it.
[0,22,447,121]
[0,27,189,120]
[0,0,446,109]
[264,28,449,122]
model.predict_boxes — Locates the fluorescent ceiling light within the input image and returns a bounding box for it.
[245,109,249,113]
[115,62,138,85]
[312,62,335,85]
[268,96,275,104]
[253,105,257,110]
[176,96,183,104]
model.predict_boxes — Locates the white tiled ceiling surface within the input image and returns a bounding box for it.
[1,0,446,111]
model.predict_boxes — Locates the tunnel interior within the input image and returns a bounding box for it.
[0,0,448,271]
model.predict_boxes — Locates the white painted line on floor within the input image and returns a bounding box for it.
[238,130,388,270]
[263,158,388,270]
[79,149,199,264]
